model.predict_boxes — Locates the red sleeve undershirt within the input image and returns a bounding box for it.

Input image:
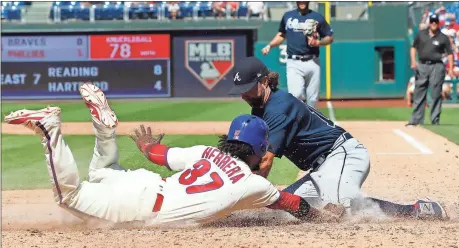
[267,191,301,211]
[140,143,171,169]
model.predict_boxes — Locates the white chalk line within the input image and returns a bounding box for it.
[326,101,338,125]
[375,152,429,155]
[392,129,433,155]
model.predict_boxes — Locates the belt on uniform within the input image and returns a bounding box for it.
[419,60,443,65]
[288,54,316,61]
[311,132,353,170]
[152,178,167,212]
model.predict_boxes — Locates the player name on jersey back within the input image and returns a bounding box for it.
[201,147,245,184]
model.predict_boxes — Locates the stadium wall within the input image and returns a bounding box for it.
[1,5,410,100]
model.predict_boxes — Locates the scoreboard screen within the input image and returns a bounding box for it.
[1,34,171,99]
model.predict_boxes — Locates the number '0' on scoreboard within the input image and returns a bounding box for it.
[89,34,170,60]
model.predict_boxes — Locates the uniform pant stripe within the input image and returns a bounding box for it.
[337,146,347,203]
[36,121,63,204]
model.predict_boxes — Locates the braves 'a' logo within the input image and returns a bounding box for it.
[185,39,235,91]
[234,72,241,82]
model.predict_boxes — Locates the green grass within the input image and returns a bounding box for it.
[1,101,255,122]
[423,125,459,145]
[3,101,458,190]
[332,107,459,145]
[1,134,298,190]
[333,107,459,124]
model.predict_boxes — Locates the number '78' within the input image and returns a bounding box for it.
[109,43,131,58]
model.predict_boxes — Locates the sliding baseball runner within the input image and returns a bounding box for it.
[4,83,344,226]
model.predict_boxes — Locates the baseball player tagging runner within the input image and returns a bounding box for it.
[4,83,343,226]
[261,1,333,108]
[229,56,449,220]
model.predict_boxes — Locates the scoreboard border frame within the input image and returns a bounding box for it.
[1,29,256,99]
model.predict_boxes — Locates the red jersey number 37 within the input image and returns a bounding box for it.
[178,159,224,194]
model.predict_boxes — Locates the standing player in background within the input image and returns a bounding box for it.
[4,83,342,227]
[261,1,334,108]
[229,56,449,220]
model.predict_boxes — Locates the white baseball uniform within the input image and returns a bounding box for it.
[39,116,281,226]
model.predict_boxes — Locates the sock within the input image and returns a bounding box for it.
[363,197,416,218]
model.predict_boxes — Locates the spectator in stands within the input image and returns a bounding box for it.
[435,6,448,27]
[80,2,92,7]
[448,17,459,32]
[406,76,416,107]
[441,77,454,100]
[443,29,459,78]
[247,1,264,19]
[227,2,239,18]
[406,76,452,106]
[167,1,180,20]
[441,20,457,39]
[212,1,238,19]
[420,8,433,30]
[212,2,225,19]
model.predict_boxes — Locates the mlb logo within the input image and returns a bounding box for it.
[185,39,235,90]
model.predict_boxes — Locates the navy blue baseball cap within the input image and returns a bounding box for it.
[229,57,269,96]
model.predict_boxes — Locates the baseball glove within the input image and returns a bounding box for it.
[300,19,318,37]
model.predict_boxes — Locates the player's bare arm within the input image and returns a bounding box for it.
[256,151,276,178]
[308,35,333,47]
[262,32,286,55]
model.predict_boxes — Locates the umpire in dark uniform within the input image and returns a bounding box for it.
[407,14,454,126]
[261,1,333,109]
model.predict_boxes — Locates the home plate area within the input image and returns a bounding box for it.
[2,121,459,248]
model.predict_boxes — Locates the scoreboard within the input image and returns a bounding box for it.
[1,34,171,99]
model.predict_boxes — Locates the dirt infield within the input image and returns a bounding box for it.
[2,120,459,247]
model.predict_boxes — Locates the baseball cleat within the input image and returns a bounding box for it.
[4,106,61,133]
[414,198,449,220]
[79,83,118,128]
[405,123,419,127]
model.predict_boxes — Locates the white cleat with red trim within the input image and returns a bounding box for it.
[79,83,118,128]
[4,106,61,134]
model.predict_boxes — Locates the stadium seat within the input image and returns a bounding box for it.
[197,1,213,18]
[134,2,149,19]
[1,7,6,20]
[179,2,193,19]
[60,4,76,20]
[75,5,90,20]
[147,3,159,19]
[1,2,23,21]
[5,6,21,20]
[237,2,248,18]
